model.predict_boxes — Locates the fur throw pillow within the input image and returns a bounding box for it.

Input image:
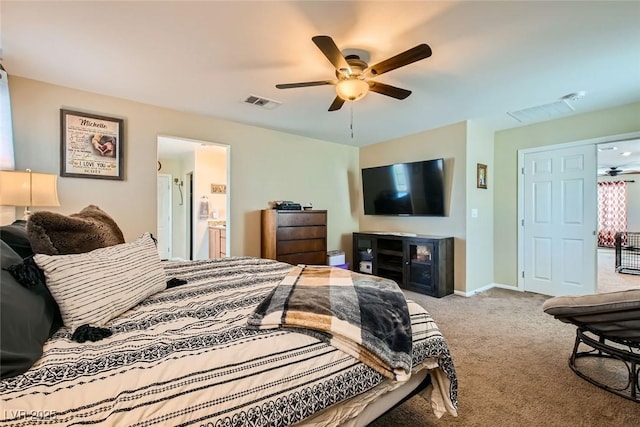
[27,205,125,255]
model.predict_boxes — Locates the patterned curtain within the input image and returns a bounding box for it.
[597,181,627,247]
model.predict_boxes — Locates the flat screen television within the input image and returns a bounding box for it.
[361,158,445,216]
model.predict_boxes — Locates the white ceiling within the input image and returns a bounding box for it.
[2,1,639,153]
[597,138,640,176]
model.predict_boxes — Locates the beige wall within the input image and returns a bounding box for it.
[466,121,494,292]
[494,102,640,287]
[357,120,496,294]
[200,148,228,221]
[10,77,360,257]
[358,121,468,292]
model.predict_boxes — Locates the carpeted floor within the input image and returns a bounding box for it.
[370,288,639,427]
[598,247,640,293]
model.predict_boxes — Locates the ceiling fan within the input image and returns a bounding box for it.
[275,35,432,111]
[600,166,640,177]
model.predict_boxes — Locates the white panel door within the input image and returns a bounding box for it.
[157,174,172,260]
[523,145,597,296]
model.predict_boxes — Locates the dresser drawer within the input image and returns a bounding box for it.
[278,251,326,265]
[277,212,327,227]
[277,226,326,241]
[277,239,326,255]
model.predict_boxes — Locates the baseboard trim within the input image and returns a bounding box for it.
[454,283,520,297]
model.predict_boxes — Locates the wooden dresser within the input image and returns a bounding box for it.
[261,209,327,265]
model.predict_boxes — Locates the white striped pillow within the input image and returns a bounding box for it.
[34,232,166,330]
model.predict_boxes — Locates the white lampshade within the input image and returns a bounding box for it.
[0,170,60,211]
[335,78,370,101]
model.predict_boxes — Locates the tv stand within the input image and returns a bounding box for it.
[369,231,417,237]
[352,232,454,298]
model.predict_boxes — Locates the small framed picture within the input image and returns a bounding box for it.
[477,163,487,189]
[211,184,227,194]
[60,109,124,180]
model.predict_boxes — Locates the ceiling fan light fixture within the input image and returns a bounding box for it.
[335,78,369,101]
[276,35,431,111]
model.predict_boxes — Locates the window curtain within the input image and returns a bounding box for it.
[0,64,15,169]
[0,64,17,223]
[597,181,627,247]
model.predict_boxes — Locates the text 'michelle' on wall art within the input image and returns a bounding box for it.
[60,109,124,180]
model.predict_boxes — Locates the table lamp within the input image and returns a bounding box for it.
[0,169,60,219]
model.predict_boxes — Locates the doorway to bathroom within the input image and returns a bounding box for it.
[157,136,230,260]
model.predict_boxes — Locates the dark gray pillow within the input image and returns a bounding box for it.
[1,241,60,379]
[0,220,33,258]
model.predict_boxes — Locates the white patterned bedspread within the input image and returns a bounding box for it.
[0,257,457,426]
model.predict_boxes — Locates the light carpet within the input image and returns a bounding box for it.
[598,247,640,293]
[370,288,639,427]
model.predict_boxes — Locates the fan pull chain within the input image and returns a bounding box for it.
[350,101,354,139]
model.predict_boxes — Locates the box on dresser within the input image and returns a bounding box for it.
[261,209,327,265]
[326,250,345,266]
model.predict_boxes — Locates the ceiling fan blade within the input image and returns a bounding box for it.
[328,96,345,111]
[367,43,432,76]
[276,80,334,89]
[312,35,352,74]
[368,81,412,99]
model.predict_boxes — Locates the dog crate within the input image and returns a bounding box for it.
[615,232,640,275]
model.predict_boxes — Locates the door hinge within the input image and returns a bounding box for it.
[521,167,525,174]
[521,219,524,226]
[521,271,525,278]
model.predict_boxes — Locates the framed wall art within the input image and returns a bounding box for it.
[211,184,227,194]
[477,163,488,189]
[60,109,124,180]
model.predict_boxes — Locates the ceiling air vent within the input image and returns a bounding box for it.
[507,91,586,123]
[507,100,575,123]
[243,95,282,110]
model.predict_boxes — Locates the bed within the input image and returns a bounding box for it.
[0,208,458,426]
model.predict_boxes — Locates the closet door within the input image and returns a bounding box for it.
[522,145,597,296]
